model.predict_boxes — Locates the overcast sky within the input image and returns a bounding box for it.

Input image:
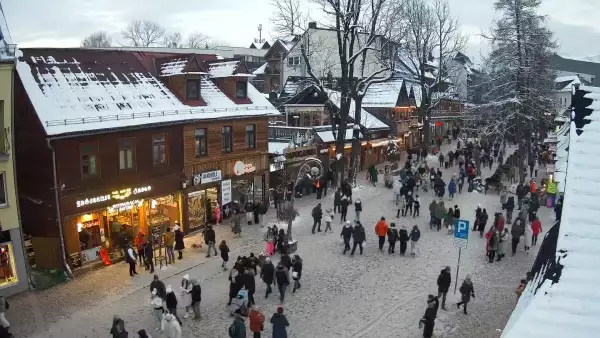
[2,0,600,62]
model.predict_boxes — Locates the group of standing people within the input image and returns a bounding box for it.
[126,223,185,277]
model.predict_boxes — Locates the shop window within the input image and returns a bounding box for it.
[152,134,168,165]
[0,172,6,206]
[195,128,207,156]
[188,187,218,230]
[222,126,232,153]
[236,81,248,99]
[246,124,256,149]
[80,142,99,178]
[118,138,135,170]
[0,243,18,287]
[186,79,201,100]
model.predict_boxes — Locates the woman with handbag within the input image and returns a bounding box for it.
[291,255,303,293]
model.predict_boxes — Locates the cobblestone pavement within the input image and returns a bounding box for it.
[8,141,551,338]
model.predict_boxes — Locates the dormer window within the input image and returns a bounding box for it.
[186,79,201,100]
[236,81,248,99]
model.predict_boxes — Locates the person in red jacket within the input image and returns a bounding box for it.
[375,217,389,252]
[248,305,265,338]
[494,212,505,232]
[530,179,537,194]
[531,217,542,246]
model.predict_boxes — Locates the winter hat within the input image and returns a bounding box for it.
[265,257,271,263]
[345,221,351,227]
[183,274,189,280]
[166,285,172,293]
[164,313,173,321]
[137,329,149,338]
[277,306,284,314]
[151,288,157,296]
[174,225,180,231]
[390,223,396,228]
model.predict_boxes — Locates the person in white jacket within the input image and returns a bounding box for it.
[323,208,334,233]
[161,313,182,338]
[180,274,193,318]
[150,289,163,331]
[524,223,533,252]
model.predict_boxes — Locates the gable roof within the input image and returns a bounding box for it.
[17,48,279,136]
[362,78,404,108]
[502,86,600,338]
[208,59,255,78]
[325,89,389,130]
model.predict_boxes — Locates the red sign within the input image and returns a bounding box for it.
[435,121,442,127]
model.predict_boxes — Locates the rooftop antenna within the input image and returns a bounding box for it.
[254,24,265,44]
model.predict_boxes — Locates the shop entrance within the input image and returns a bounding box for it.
[188,187,219,231]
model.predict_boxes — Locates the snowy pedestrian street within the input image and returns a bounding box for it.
[8,143,551,338]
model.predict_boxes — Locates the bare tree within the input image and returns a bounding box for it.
[186,32,211,48]
[397,0,466,151]
[299,0,399,183]
[81,31,111,48]
[270,0,308,38]
[121,20,166,47]
[163,32,182,48]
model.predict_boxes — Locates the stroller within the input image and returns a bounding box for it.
[229,288,249,317]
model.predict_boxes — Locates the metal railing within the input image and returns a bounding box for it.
[269,126,310,141]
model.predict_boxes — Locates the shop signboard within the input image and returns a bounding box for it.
[221,179,232,205]
[75,185,152,208]
[193,170,222,185]
[233,160,256,176]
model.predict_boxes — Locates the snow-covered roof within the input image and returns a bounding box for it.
[362,78,403,107]
[253,62,267,75]
[268,141,289,154]
[160,58,188,77]
[208,60,240,78]
[0,4,15,61]
[17,49,280,136]
[315,127,360,143]
[325,89,389,130]
[502,89,600,338]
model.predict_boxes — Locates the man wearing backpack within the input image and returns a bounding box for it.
[229,310,246,338]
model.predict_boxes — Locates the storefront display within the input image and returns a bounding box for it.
[0,243,18,287]
[188,187,219,230]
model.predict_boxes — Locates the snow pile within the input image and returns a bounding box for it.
[208,60,240,78]
[159,58,188,77]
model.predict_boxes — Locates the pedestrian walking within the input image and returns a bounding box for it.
[409,225,421,256]
[340,196,349,222]
[248,253,260,275]
[504,196,515,224]
[334,189,342,214]
[456,275,475,315]
[144,241,154,273]
[478,209,489,238]
[436,266,451,310]
[531,216,542,246]
[413,195,421,217]
[174,223,185,260]
[515,279,527,304]
[186,278,200,320]
[458,175,464,194]
[219,240,230,270]
[161,313,182,338]
[448,179,456,199]
[524,223,533,252]
[126,243,138,276]
[429,200,437,230]
[399,225,409,255]
[403,192,414,217]
[486,228,499,263]
[165,285,179,319]
[291,255,303,293]
[497,229,508,261]
[180,275,192,318]
[271,306,290,338]
[150,274,166,300]
[511,219,524,255]
[261,257,275,298]
[354,199,362,221]
[249,305,265,338]
[387,223,399,254]
[324,208,334,232]
[375,217,389,252]
[453,205,460,220]
[420,295,439,338]
[311,203,323,234]
[350,222,366,255]
[137,329,152,338]
[110,315,127,338]
[245,201,254,226]
[243,268,257,307]
[150,289,164,331]
[275,262,290,303]
[203,225,218,257]
[341,221,353,254]
[228,311,246,338]
[228,269,244,306]
[135,232,147,266]
[163,227,175,264]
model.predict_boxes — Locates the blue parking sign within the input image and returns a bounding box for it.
[454,219,469,248]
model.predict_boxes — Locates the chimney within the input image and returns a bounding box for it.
[308,22,317,29]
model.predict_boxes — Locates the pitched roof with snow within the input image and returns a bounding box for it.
[502,86,600,338]
[314,126,361,143]
[362,78,403,107]
[17,49,279,136]
[253,62,267,75]
[325,89,389,130]
[208,60,241,78]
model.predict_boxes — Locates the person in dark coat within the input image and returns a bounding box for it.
[473,205,482,231]
[387,223,399,254]
[436,266,451,310]
[227,269,244,306]
[280,253,292,271]
[243,268,256,307]
[190,279,202,319]
[350,222,366,255]
[110,315,127,338]
[291,255,303,293]
[516,183,525,210]
[340,221,354,254]
[174,223,185,260]
[144,241,154,273]
[340,196,350,222]
[477,209,488,238]
[261,257,275,298]
[398,226,409,255]
[219,240,230,270]
[270,306,290,338]
[456,275,475,315]
[334,189,342,214]
[421,295,439,338]
[275,262,290,303]
[204,225,217,258]
[165,285,181,322]
[150,274,166,299]
[311,203,323,234]
[248,252,259,275]
[253,201,260,224]
[453,205,460,220]
[504,196,515,224]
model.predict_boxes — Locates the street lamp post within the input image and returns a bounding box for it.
[286,157,324,243]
